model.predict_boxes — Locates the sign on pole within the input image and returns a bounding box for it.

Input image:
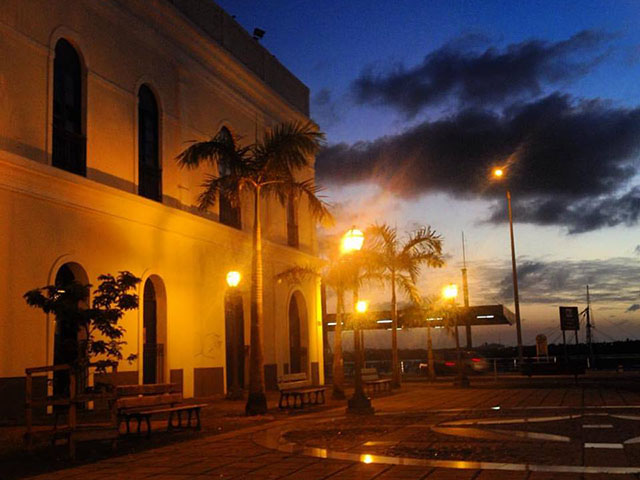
[559,306,580,331]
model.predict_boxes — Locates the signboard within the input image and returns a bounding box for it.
[559,306,580,331]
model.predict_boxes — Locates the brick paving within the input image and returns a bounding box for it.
[9,374,640,479]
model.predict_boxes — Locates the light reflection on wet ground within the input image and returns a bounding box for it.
[253,405,640,474]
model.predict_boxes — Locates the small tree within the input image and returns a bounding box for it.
[24,271,140,386]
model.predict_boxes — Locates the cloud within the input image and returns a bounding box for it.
[627,304,640,312]
[351,30,613,117]
[635,245,640,255]
[317,94,640,232]
[472,257,640,306]
[311,88,341,128]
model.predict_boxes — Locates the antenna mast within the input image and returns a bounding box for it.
[585,285,595,368]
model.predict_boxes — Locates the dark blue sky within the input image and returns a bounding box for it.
[218,1,640,142]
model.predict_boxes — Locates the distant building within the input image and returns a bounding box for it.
[0,0,322,418]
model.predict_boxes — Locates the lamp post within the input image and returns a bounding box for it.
[226,271,243,400]
[443,283,469,388]
[333,228,365,400]
[492,168,523,365]
[348,299,374,414]
[340,228,373,414]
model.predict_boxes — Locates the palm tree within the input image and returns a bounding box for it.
[177,122,331,415]
[367,224,444,387]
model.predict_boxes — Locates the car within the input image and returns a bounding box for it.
[419,350,488,376]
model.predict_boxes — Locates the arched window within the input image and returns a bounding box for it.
[288,291,309,374]
[143,276,167,384]
[52,39,86,176]
[218,127,241,229]
[138,85,162,201]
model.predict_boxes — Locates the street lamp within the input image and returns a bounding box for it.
[226,270,243,400]
[348,298,374,414]
[492,167,523,365]
[442,283,469,388]
[341,228,364,254]
[341,228,374,414]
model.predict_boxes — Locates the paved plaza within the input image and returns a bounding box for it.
[9,375,640,479]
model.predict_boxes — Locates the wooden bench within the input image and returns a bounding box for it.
[277,373,326,409]
[361,368,392,394]
[116,384,207,436]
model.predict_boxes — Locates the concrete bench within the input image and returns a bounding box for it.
[277,373,326,409]
[116,384,206,436]
[361,368,392,394]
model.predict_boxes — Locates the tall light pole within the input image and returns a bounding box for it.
[348,299,374,414]
[226,271,243,400]
[493,168,523,364]
[443,283,469,387]
[341,228,373,414]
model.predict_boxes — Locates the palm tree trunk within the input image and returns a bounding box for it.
[246,187,267,415]
[332,287,346,399]
[391,273,400,388]
[427,324,435,380]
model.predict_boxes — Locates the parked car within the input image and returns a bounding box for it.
[419,350,489,376]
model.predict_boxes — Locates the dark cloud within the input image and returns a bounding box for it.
[352,30,613,117]
[475,257,640,306]
[627,304,640,312]
[487,187,640,234]
[317,94,640,232]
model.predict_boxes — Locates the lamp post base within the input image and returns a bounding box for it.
[347,392,374,414]
[454,376,470,388]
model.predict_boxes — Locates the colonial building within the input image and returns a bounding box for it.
[0,0,323,419]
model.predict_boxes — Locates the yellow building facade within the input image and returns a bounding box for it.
[0,0,324,419]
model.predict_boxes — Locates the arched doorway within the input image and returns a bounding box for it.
[143,276,166,384]
[225,292,244,395]
[288,291,309,374]
[53,262,88,395]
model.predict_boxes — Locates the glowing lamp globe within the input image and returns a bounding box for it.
[341,228,364,253]
[226,271,241,288]
[442,283,458,300]
[493,168,504,178]
[355,300,369,313]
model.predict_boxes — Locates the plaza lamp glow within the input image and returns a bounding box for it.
[340,228,364,254]
[226,271,241,288]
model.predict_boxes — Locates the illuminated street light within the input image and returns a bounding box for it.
[341,228,364,254]
[355,300,368,313]
[491,167,523,365]
[226,271,241,288]
[442,283,458,300]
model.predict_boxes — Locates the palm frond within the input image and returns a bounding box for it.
[289,178,333,224]
[258,121,325,174]
[397,273,421,305]
[400,226,442,258]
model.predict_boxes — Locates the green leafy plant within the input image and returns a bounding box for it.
[24,271,140,375]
